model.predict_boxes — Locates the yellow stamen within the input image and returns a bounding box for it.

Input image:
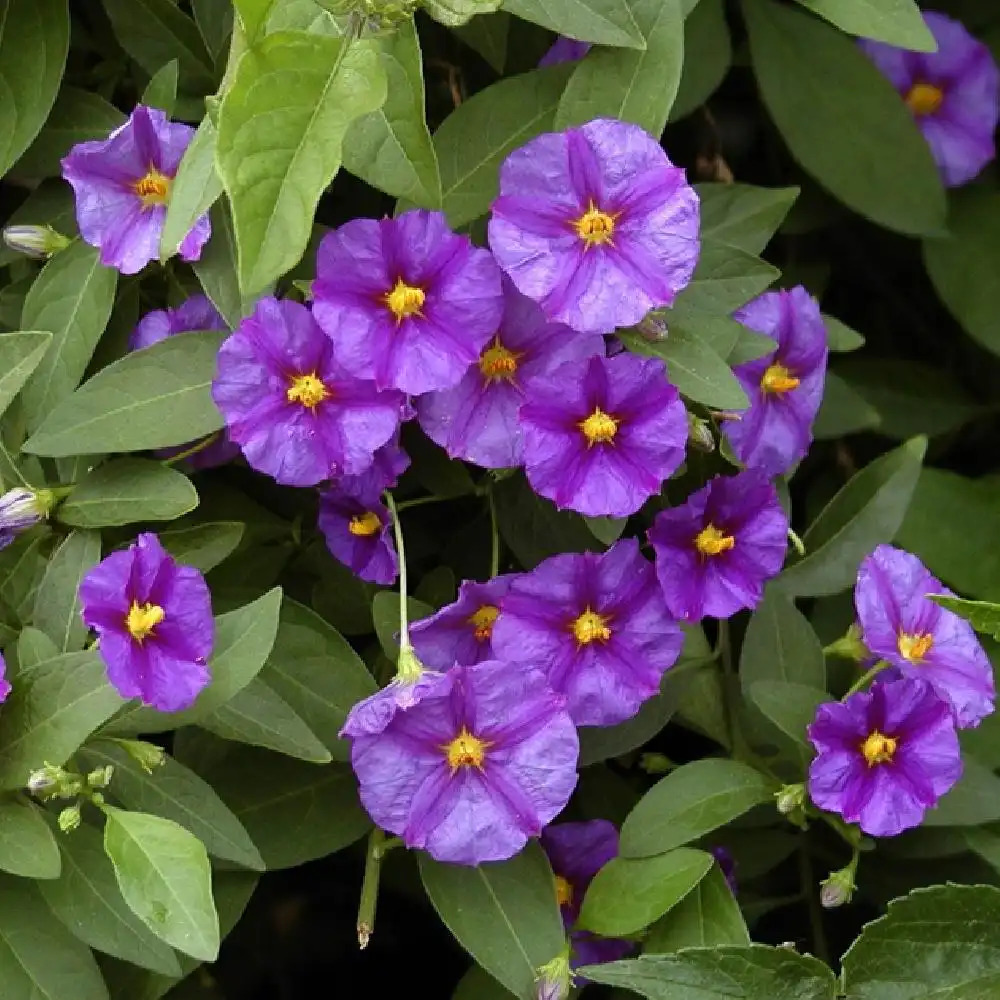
[286,372,329,409]
[573,200,617,248]
[579,407,618,446]
[468,605,500,642]
[906,82,944,117]
[572,608,611,646]
[443,727,491,772]
[861,730,897,767]
[384,278,426,322]
[898,631,934,663]
[133,167,171,208]
[761,363,800,395]
[554,875,573,908]
[694,523,736,557]
[125,601,165,643]
[348,512,381,537]
[478,337,520,382]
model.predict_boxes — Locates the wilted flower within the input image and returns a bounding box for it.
[340,668,447,740]
[0,488,45,551]
[2,224,71,260]
[318,487,398,585]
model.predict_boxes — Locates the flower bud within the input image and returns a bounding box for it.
[0,488,44,538]
[535,947,573,1000]
[58,804,82,834]
[687,413,716,454]
[26,764,60,797]
[115,739,166,774]
[775,783,806,816]
[635,312,668,342]
[86,765,114,790]
[396,643,425,683]
[820,866,856,909]
[639,752,674,775]
[2,224,72,260]
[823,623,873,663]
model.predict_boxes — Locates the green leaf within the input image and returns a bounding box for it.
[841,884,1000,999]
[670,0,731,122]
[191,200,245,328]
[501,0,645,48]
[435,65,573,228]
[929,595,1000,640]
[420,843,566,1000]
[453,965,516,1000]
[673,240,781,315]
[16,627,59,673]
[579,848,713,936]
[0,181,76,268]
[103,807,220,962]
[922,756,1000,827]
[644,865,749,952]
[78,740,264,871]
[555,0,684,137]
[193,0,233,58]
[40,822,182,977]
[812,371,881,440]
[424,0,501,27]
[216,30,387,295]
[0,0,70,176]
[142,59,179,115]
[746,680,828,755]
[19,240,118,431]
[579,675,679,766]
[157,522,244,574]
[32,529,101,652]
[742,0,945,236]
[372,591,435,661]
[794,0,935,50]
[620,759,776,858]
[0,531,50,625]
[823,313,865,352]
[0,332,53,422]
[740,588,826,690]
[0,798,60,878]
[233,0,276,41]
[24,330,227,458]
[697,183,799,256]
[452,10,510,72]
[58,459,199,529]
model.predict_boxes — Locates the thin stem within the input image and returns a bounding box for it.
[384,493,410,651]
[357,828,386,949]
[395,495,447,512]
[161,432,220,467]
[488,488,500,579]
[799,847,830,965]
[787,527,806,557]
[842,659,888,700]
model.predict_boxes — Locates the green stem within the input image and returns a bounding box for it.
[357,828,386,949]
[161,432,220,467]
[488,488,500,579]
[787,527,806,557]
[799,847,830,966]
[395,495,447,512]
[385,493,410,651]
[842,659,889,700]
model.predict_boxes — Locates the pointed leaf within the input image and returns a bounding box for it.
[0,799,60,878]
[644,865,749,952]
[501,0,644,48]
[795,0,935,50]
[32,529,101,652]
[0,332,53,422]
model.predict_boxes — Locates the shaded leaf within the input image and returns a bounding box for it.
[32,529,101,651]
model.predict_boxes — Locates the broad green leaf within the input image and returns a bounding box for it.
[234,0,276,39]
[697,183,799,256]
[19,240,118,431]
[40,822,182,977]
[0,0,70,176]
[420,843,565,1000]
[0,651,124,790]
[555,0,684,137]
[579,848,713,936]
[142,59,179,115]
[216,30,387,294]
[103,807,220,962]
[743,0,945,236]
[0,332,52,421]
[435,65,573,228]
[191,200,245,328]
[670,0,731,122]
[501,0,644,48]
[0,530,51,625]
[644,865,749,952]
[621,759,776,858]
[929,595,1000,641]
[78,740,264,870]
[160,117,223,262]
[0,799,60,878]
[24,331,227,458]
[777,436,927,597]
[922,756,1000,827]
[16,627,59,672]
[452,10,510,71]
[0,876,109,1000]
[841,884,1000,999]
[740,588,826,690]
[58,459,199,529]
[343,22,441,207]
[795,0,935,50]
[157,521,244,574]
[372,592,435,661]
[673,240,781,314]
[32,529,101,651]
[424,0,501,27]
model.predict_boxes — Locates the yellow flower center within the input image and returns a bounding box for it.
[286,372,329,409]
[133,167,172,208]
[468,605,499,642]
[761,362,800,394]
[579,407,618,446]
[694,523,735,557]
[348,512,381,537]
[384,278,426,322]
[554,875,573,908]
[861,730,897,767]
[906,82,944,117]
[478,337,520,382]
[125,601,165,643]
[443,727,491,773]
[572,608,611,646]
[574,200,617,248]
[897,631,934,663]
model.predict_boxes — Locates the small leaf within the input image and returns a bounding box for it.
[670,0,731,122]
[794,0,935,50]
[424,0,501,28]
[922,756,1000,827]
[233,0,277,40]
[0,798,60,878]
[452,10,510,72]
[673,240,781,315]
[142,59,179,114]
[501,0,645,48]
[740,588,826,691]
[823,313,865,352]
[0,332,52,422]
[157,521,244,574]
[644,865,749,952]
[696,183,799,256]
[928,595,1000,642]
[746,681,828,765]
[32,529,101,651]
[372,591,434,662]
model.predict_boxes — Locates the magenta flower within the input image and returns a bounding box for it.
[0,653,10,704]
[346,660,579,865]
[488,118,699,333]
[648,470,789,621]
[318,488,397,585]
[518,353,687,518]
[491,539,682,727]
[855,545,994,729]
[860,12,999,187]
[415,280,605,469]
[61,105,210,274]
[79,533,213,712]
[410,575,514,668]
[539,37,591,67]
[808,676,962,837]
[211,298,407,487]
[312,209,503,395]
[722,287,828,478]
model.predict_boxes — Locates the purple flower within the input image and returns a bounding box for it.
[340,669,448,740]
[860,12,999,187]
[855,544,994,729]
[648,470,789,621]
[488,118,699,334]
[807,676,962,837]
[312,209,503,395]
[318,488,397,585]
[709,846,738,894]
[212,297,407,487]
[722,287,828,477]
[0,488,44,551]
[330,436,410,500]
[0,653,10,704]
[518,353,687,518]
[415,280,605,469]
[79,532,213,712]
[410,575,514,668]
[539,37,591,67]
[491,539,683,726]
[346,659,579,865]
[61,105,210,274]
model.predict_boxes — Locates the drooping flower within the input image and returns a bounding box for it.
[491,539,683,726]
[340,668,448,740]
[410,575,514,668]
[79,532,213,712]
[647,470,789,621]
[416,280,605,468]
[0,653,10,704]
[312,209,503,395]
[721,287,828,477]
[329,436,410,500]
[518,353,687,518]
[61,105,210,274]
[539,37,591,67]
[0,488,45,551]
[488,118,699,334]
[318,487,397,585]
[346,659,579,865]
[807,676,962,837]
[212,297,407,487]
[860,12,1000,187]
[855,544,995,728]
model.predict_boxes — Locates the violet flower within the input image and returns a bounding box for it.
[539,37,591,67]
[318,488,398,585]
[0,488,45,551]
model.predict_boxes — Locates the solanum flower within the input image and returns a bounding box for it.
[318,488,397,585]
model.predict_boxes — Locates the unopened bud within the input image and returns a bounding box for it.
[687,413,716,453]
[639,752,675,775]
[86,765,114,790]
[396,643,425,683]
[2,224,71,260]
[775,783,805,816]
[535,947,573,1000]
[820,866,855,909]
[26,764,61,797]
[635,312,668,342]
[823,623,873,664]
[115,739,166,774]
[58,804,82,834]
[0,488,44,541]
